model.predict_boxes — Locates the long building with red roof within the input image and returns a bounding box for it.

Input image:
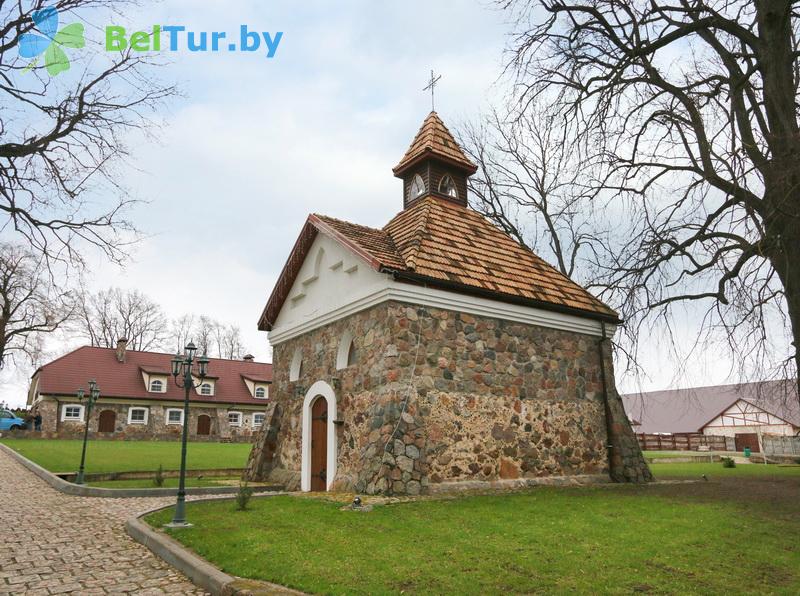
[27,340,272,441]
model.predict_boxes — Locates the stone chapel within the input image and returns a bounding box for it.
[245,112,652,494]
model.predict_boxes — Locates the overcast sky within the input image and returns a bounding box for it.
[2,0,744,406]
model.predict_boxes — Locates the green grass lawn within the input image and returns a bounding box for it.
[89,476,243,489]
[148,466,800,595]
[0,438,251,474]
[652,461,800,478]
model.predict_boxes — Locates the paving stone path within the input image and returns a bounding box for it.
[0,449,206,595]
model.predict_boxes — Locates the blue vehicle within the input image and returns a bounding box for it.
[0,409,25,431]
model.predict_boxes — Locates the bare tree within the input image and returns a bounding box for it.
[168,314,248,359]
[500,0,799,394]
[169,313,195,354]
[215,324,245,360]
[460,104,598,279]
[77,287,168,351]
[0,0,176,266]
[194,315,216,355]
[0,243,72,368]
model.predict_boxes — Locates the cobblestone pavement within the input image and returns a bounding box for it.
[0,449,207,595]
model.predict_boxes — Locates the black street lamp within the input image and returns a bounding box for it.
[75,379,100,485]
[165,341,209,528]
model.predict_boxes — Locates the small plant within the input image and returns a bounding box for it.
[235,481,254,511]
[721,457,736,468]
[153,464,165,487]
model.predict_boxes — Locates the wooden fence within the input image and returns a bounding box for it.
[762,435,800,456]
[636,433,732,451]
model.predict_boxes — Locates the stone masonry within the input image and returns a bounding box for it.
[246,300,652,494]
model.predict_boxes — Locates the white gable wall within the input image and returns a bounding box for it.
[269,232,611,345]
[702,399,795,437]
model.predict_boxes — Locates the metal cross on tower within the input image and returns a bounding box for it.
[423,69,442,111]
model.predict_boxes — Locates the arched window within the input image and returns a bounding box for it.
[347,341,357,367]
[200,383,212,395]
[336,331,357,370]
[290,348,303,382]
[149,379,163,393]
[255,386,267,399]
[407,174,426,201]
[438,175,458,199]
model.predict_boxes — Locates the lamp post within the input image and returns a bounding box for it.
[75,379,100,485]
[166,341,209,528]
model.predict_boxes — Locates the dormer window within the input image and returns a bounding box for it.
[438,175,458,199]
[149,379,164,393]
[255,386,267,399]
[407,174,426,201]
[200,383,212,396]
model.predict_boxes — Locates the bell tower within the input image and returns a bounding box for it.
[392,112,478,209]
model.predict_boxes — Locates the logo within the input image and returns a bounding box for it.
[19,7,85,76]
[105,25,283,58]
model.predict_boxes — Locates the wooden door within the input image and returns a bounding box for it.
[197,414,211,436]
[310,397,328,491]
[98,410,116,433]
[734,433,760,453]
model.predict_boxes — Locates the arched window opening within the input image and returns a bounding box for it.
[407,174,426,201]
[149,379,163,392]
[290,348,303,382]
[438,175,458,199]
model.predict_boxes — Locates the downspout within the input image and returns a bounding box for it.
[597,321,617,480]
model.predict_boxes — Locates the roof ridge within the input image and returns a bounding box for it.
[313,213,386,234]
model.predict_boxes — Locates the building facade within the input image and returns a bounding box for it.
[623,380,800,452]
[246,112,651,493]
[27,341,272,442]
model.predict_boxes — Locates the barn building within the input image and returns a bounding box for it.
[622,380,800,452]
[246,112,651,494]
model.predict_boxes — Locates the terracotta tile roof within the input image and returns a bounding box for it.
[622,380,800,434]
[259,196,618,330]
[35,346,272,406]
[393,111,477,176]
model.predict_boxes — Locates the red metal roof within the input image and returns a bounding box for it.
[35,346,272,406]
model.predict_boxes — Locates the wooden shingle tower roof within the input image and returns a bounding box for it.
[258,112,619,331]
[392,111,478,177]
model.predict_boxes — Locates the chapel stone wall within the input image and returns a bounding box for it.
[246,300,651,493]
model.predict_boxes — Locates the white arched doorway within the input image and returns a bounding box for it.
[301,380,338,491]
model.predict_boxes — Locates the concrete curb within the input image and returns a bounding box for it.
[0,442,281,499]
[127,501,305,595]
[126,515,232,595]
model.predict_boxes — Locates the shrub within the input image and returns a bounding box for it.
[153,464,165,487]
[721,457,736,468]
[235,481,254,511]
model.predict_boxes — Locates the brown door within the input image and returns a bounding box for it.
[734,433,760,453]
[98,410,116,433]
[310,397,328,491]
[197,414,211,436]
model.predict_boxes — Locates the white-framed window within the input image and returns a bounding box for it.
[228,411,242,427]
[128,407,149,425]
[149,378,165,393]
[253,413,265,427]
[438,174,458,198]
[408,173,426,201]
[336,331,357,370]
[61,404,85,422]
[289,348,303,382]
[166,408,184,425]
[255,386,268,399]
[199,383,212,396]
